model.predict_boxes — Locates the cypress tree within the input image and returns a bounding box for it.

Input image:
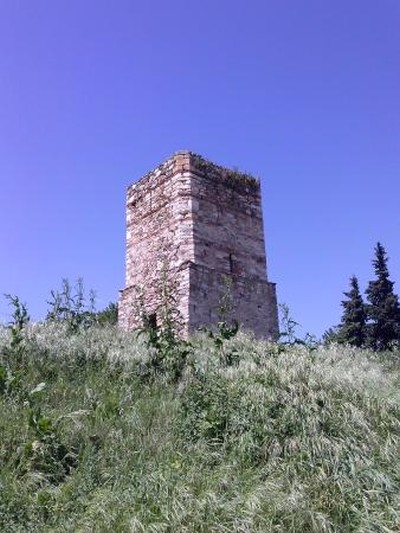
[365,242,400,350]
[337,275,366,347]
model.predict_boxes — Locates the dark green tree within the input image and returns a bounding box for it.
[322,326,340,345]
[337,276,366,347]
[365,242,400,350]
[94,302,118,325]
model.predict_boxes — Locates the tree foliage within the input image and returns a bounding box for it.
[365,242,400,350]
[337,276,366,347]
[329,243,400,351]
[93,302,118,325]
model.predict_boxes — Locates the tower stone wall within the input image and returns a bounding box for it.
[119,151,278,340]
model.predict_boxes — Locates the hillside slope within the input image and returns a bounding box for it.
[1,323,400,532]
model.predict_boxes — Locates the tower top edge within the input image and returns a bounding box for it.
[127,151,260,194]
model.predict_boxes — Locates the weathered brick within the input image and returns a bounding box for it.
[119,151,279,340]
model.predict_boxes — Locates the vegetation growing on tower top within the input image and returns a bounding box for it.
[189,152,259,192]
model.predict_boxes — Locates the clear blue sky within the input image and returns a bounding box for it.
[1,0,399,337]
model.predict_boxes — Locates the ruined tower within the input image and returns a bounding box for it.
[118,151,278,339]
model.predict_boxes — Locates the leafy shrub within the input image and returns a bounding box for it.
[18,398,77,485]
[46,278,96,333]
[136,264,193,383]
[201,276,240,367]
[2,294,30,368]
[179,370,230,443]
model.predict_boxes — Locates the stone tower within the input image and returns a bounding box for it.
[118,151,278,339]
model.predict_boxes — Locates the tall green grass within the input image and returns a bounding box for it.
[1,322,400,532]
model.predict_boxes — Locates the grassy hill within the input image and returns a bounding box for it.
[1,322,400,532]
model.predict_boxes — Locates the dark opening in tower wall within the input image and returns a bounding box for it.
[147,313,157,329]
[229,253,234,274]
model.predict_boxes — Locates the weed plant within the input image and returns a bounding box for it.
[1,319,400,531]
